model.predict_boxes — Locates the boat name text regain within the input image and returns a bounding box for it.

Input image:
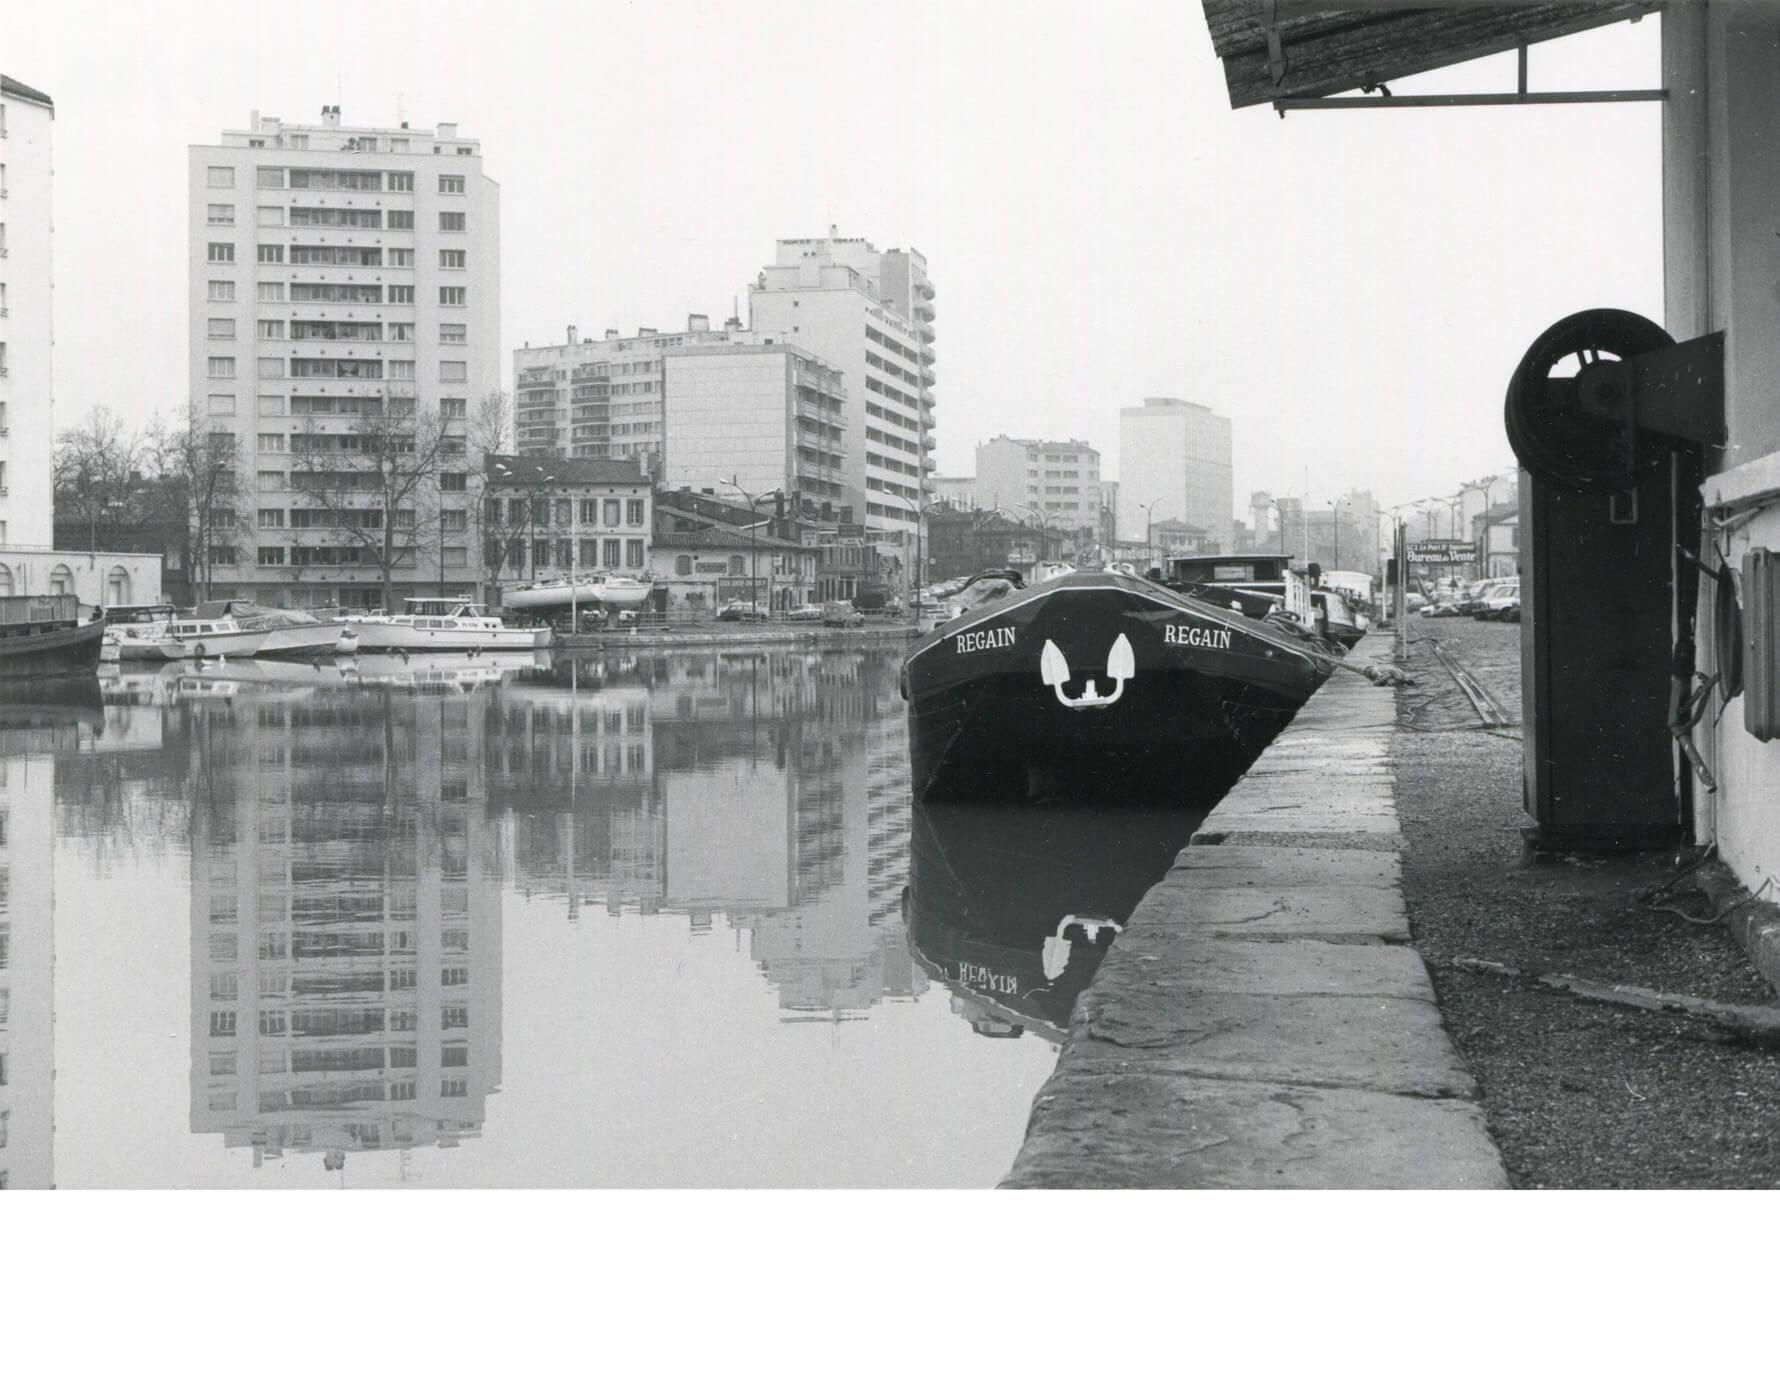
[1165,622,1233,650]
[954,626,1016,654]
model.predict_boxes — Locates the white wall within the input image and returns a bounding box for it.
[0,547,162,604]
[0,87,54,549]
[663,351,791,496]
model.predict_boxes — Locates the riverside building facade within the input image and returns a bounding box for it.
[1117,397,1234,557]
[747,234,936,554]
[187,107,500,608]
[0,76,55,554]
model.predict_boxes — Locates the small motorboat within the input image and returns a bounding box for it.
[339,598,553,653]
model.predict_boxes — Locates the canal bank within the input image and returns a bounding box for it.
[557,623,920,651]
[1002,633,1508,1188]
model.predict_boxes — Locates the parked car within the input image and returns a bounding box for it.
[1477,580,1521,621]
[716,599,771,622]
[785,603,825,622]
[821,601,865,628]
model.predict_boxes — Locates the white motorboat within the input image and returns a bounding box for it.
[339,598,553,653]
[499,571,653,612]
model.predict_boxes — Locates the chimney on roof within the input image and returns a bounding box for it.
[321,105,340,128]
[638,327,657,338]
[688,313,709,333]
[567,326,578,346]
[604,329,619,341]
[438,121,457,139]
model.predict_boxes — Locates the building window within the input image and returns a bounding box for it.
[439,211,465,232]
[675,554,692,576]
[440,286,466,307]
[208,394,236,416]
[440,323,467,345]
[257,282,285,303]
[209,1011,237,1037]
[439,249,466,270]
[207,356,236,379]
[207,280,236,302]
[387,209,414,229]
[257,243,284,264]
[603,499,621,527]
[439,174,465,194]
[440,398,466,419]
[388,284,415,304]
[626,498,645,526]
[442,509,467,532]
[389,247,414,267]
[389,322,414,342]
[257,205,284,227]
[388,171,414,191]
[578,499,596,524]
[440,472,467,492]
[208,242,235,264]
[388,359,415,381]
[257,357,284,379]
[440,360,467,383]
[207,202,235,225]
[256,167,284,189]
[256,472,284,492]
[258,433,286,454]
[532,540,549,569]
[604,538,622,568]
[258,395,286,417]
[258,319,285,340]
[207,165,236,188]
[207,317,235,340]
[258,508,284,529]
[626,539,645,568]
[257,546,285,566]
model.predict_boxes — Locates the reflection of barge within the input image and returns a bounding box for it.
[901,569,1325,803]
[904,802,1199,1040]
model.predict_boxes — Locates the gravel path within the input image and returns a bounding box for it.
[1395,618,1780,1188]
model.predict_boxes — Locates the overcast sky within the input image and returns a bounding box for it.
[7,0,1661,515]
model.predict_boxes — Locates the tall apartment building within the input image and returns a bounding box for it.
[188,107,500,607]
[974,436,1102,541]
[513,315,754,471]
[1117,397,1234,555]
[660,344,848,513]
[748,234,936,552]
[0,76,55,554]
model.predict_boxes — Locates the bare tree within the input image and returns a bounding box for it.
[54,405,140,550]
[290,390,458,612]
[144,403,246,603]
[466,390,525,593]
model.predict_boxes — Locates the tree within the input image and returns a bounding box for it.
[465,390,527,592]
[144,403,246,603]
[291,390,459,612]
[53,405,139,550]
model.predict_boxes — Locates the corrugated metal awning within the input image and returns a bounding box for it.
[1201,0,1660,109]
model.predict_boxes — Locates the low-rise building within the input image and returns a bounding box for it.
[0,547,163,606]
[481,454,652,593]
[651,524,817,612]
[926,506,1043,582]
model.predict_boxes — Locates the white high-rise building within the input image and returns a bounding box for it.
[974,436,1102,544]
[188,107,500,607]
[513,315,758,471]
[0,76,55,554]
[749,234,936,551]
[1117,398,1234,555]
[661,344,848,512]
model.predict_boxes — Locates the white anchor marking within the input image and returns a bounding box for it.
[1039,633,1135,709]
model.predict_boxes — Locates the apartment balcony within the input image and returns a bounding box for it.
[920,345,935,365]
[921,434,936,450]
[920,367,936,386]
[915,302,935,323]
[917,280,935,300]
[917,323,936,343]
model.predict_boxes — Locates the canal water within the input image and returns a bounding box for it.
[0,648,1202,1189]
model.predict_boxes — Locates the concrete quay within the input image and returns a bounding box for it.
[555,623,919,652]
[1002,636,1507,1189]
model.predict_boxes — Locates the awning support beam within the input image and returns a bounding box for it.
[1275,86,1665,115]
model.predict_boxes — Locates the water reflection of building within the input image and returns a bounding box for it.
[188,687,503,1169]
[0,751,54,1189]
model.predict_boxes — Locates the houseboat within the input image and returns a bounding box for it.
[0,595,107,679]
[900,567,1327,803]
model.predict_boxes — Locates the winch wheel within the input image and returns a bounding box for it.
[1504,308,1676,495]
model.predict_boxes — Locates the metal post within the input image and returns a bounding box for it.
[570,491,578,634]
[1395,520,1408,663]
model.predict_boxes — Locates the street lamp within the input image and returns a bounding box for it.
[886,488,937,623]
[1139,497,1166,570]
[722,476,782,618]
[1021,505,1059,569]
